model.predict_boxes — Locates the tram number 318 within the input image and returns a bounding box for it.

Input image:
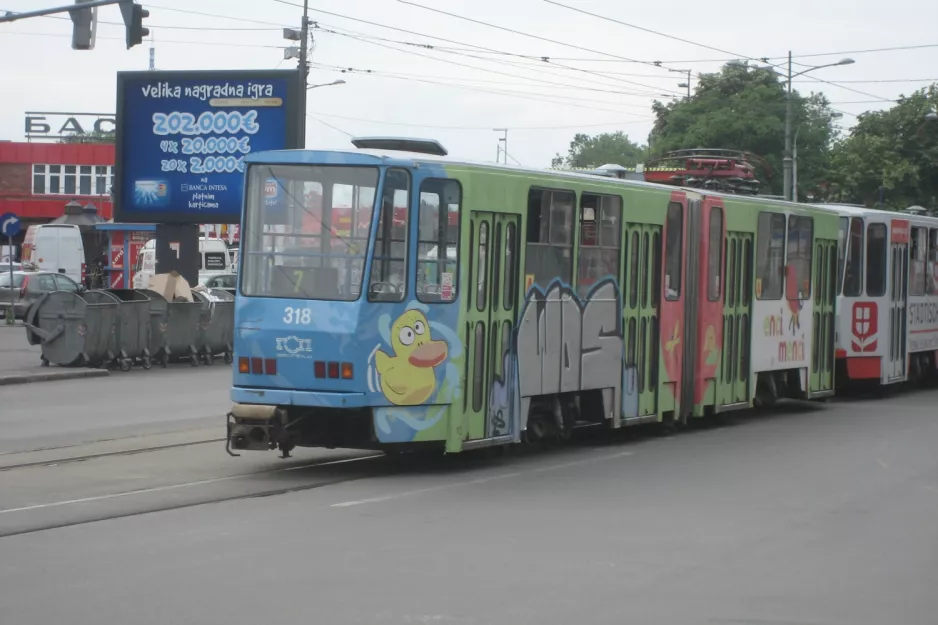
[283,307,312,325]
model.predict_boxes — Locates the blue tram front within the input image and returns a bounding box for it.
[228,146,463,456]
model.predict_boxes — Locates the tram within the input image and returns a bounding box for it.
[817,204,938,387]
[226,138,841,457]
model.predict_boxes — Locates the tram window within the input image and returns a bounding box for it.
[664,202,683,300]
[742,238,753,304]
[525,188,574,288]
[866,223,887,297]
[476,221,489,312]
[786,215,813,300]
[368,168,410,302]
[416,178,460,303]
[492,223,502,310]
[843,217,864,296]
[707,207,723,301]
[756,212,786,300]
[240,164,377,301]
[651,232,661,308]
[577,194,621,298]
[629,231,639,309]
[929,229,938,295]
[641,232,649,307]
[472,322,485,413]
[503,222,516,310]
[911,226,927,296]
[836,217,848,295]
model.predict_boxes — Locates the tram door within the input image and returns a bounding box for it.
[887,236,909,381]
[623,222,662,419]
[465,211,521,441]
[718,232,753,407]
[810,238,838,394]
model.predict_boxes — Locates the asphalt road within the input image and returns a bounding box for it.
[1,392,937,625]
[0,362,230,453]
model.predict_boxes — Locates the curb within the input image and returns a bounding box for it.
[0,368,110,387]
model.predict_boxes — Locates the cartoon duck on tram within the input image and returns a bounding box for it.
[374,309,449,405]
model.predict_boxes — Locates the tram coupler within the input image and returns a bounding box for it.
[226,403,288,455]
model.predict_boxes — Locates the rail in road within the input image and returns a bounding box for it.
[1,392,935,540]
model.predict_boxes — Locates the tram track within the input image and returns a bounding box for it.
[0,437,227,472]
[0,453,387,539]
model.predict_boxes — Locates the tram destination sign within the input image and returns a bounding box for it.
[114,69,301,224]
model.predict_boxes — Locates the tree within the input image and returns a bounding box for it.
[648,61,839,197]
[828,84,938,209]
[59,130,115,144]
[552,131,645,169]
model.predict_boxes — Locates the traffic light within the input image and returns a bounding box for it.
[70,0,98,51]
[119,1,149,49]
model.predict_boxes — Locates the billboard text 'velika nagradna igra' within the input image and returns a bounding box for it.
[114,69,301,223]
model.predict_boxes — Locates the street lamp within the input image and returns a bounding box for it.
[783,54,855,201]
[793,112,842,203]
[307,79,346,90]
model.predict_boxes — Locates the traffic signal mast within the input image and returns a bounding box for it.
[0,0,149,50]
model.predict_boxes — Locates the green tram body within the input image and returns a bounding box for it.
[228,148,840,455]
[442,164,839,451]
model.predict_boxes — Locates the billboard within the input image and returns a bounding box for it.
[114,69,301,223]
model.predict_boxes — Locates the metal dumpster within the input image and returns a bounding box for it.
[142,289,203,367]
[24,290,119,368]
[84,289,152,370]
[193,289,234,365]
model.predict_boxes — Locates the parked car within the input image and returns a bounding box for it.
[203,273,237,289]
[0,270,83,319]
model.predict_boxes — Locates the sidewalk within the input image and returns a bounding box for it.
[0,323,109,386]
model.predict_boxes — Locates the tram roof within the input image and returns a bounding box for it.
[245,147,866,214]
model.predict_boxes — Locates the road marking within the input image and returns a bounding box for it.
[0,454,383,515]
[331,450,634,508]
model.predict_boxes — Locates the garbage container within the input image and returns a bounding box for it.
[193,289,234,365]
[82,289,151,371]
[24,290,119,368]
[142,289,203,367]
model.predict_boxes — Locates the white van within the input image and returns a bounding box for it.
[132,237,233,288]
[25,224,85,284]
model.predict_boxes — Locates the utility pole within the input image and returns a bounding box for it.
[494,128,508,164]
[668,68,691,98]
[783,50,794,202]
[148,33,155,70]
[297,0,310,148]
[781,52,854,201]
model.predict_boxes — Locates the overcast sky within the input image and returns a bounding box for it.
[2,0,936,167]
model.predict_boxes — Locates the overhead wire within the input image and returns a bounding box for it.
[309,111,655,131]
[395,0,683,74]
[314,25,669,98]
[541,0,897,104]
[269,0,685,95]
[308,62,653,115]
[314,23,671,96]
[310,62,657,111]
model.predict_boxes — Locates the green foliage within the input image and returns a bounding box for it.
[649,62,838,196]
[58,130,115,144]
[552,131,646,169]
[828,85,938,209]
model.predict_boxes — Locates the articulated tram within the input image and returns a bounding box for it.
[224,139,927,457]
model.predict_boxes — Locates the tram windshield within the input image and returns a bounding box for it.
[240,164,379,301]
